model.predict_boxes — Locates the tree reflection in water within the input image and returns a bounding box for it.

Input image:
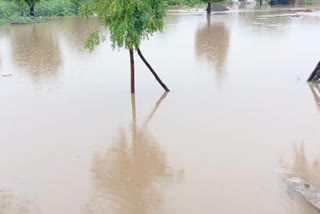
[10,24,62,78]
[282,84,320,186]
[85,92,182,214]
[281,142,320,188]
[60,17,99,51]
[195,15,230,83]
[309,83,320,112]
[0,191,41,214]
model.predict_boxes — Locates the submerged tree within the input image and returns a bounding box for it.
[80,0,170,93]
[201,0,223,15]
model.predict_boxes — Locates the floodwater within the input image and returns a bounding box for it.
[1,5,320,214]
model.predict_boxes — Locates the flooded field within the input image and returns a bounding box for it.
[1,5,320,214]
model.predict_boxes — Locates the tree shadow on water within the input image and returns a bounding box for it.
[84,92,182,214]
[195,15,230,85]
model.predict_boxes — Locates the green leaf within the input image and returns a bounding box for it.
[81,0,167,51]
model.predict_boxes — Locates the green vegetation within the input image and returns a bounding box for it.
[166,0,200,6]
[15,0,40,16]
[0,1,20,24]
[0,0,81,25]
[0,0,205,26]
[80,0,170,93]
[33,0,74,16]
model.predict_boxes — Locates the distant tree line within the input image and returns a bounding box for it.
[166,0,200,6]
[0,0,223,25]
[0,0,85,24]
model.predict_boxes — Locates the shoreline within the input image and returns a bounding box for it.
[1,4,320,26]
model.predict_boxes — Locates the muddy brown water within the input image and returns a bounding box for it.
[1,5,320,214]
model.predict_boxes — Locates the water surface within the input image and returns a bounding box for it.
[1,6,320,214]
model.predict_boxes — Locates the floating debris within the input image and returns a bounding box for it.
[284,176,320,210]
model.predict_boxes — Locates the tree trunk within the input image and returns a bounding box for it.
[30,5,35,17]
[207,2,211,15]
[130,49,135,94]
[308,61,320,82]
[137,48,170,92]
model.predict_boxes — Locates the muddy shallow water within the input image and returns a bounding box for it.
[1,6,320,214]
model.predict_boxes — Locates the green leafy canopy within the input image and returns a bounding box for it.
[80,0,167,51]
[15,0,40,7]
